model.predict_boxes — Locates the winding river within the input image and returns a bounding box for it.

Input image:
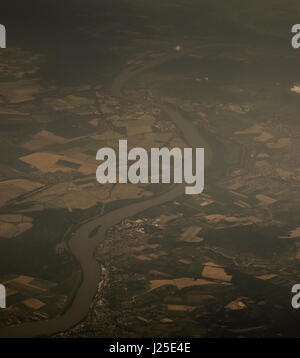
[0,49,216,337]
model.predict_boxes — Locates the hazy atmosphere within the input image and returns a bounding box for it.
[0,0,300,339]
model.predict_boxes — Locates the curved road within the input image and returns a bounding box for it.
[0,49,215,337]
